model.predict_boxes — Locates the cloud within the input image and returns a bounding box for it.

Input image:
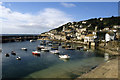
[61,3,76,8]
[0,3,73,34]
[0,2,2,5]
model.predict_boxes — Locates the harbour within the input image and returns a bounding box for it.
[0,2,119,79]
[2,39,106,79]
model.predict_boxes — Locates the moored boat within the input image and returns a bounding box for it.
[59,55,70,59]
[62,45,71,48]
[30,40,35,42]
[48,43,53,46]
[40,40,47,45]
[65,48,75,50]
[37,46,45,50]
[11,51,16,55]
[32,51,40,55]
[50,50,60,54]
[51,46,58,50]
[41,48,49,52]
[21,48,27,51]
[5,53,10,57]
[16,56,21,60]
[76,46,84,50]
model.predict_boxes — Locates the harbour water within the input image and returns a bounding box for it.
[2,40,105,79]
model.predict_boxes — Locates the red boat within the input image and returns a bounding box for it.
[32,51,40,55]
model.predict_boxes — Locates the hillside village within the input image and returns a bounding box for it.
[39,16,120,55]
[40,16,119,44]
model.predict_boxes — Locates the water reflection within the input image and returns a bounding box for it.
[32,54,40,57]
[59,58,70,62]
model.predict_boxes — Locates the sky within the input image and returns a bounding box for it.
[0,2,118,34]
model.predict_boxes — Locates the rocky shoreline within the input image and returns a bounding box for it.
[75,57,119,79]
[97,47,119,56]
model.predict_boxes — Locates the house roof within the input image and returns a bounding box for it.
[107,32,114,36]
[86,34,94,37]
[40,34,48,36]
[65,29,72,33]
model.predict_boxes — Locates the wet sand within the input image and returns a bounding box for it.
[25,57,104,78]
[76,58,118,79]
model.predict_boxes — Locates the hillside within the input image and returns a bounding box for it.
[40,16,120,42]
[50,16,120,32]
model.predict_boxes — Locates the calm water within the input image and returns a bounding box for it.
[2,40,105,79]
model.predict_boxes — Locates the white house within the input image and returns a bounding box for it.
[92,31,96,35]
[63,26,65,32]
[103,28,109,31]
[82,21,87,24]
[76,32,81,39]
[84,34,97,42]
[100,18,103,21]
[113,25,120,28]
[79,25,83,28]
[80,28,87,32]
[105,32,115,42]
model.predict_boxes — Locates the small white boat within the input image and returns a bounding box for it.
[50,50,60,54]
[41,48,49,52]
[30,40,35,42]
[16,56,21,60]
[59,55,70,59]
[48,43,52,46]
[39,46,44,48]
[21,48,27,51]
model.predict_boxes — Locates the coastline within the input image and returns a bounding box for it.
[75,57,118,79]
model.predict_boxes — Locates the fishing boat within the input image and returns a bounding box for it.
[5,53,10,57]
[48,43,53,46]
[11,51,16,55]
[32,51,40,55]
[30,40,35,42]
[83,46,89,51]
[51,46,58,50]
[59,55,70,59]
[76,46,84,50]
[65,48,75,50]
[41,48,49,52]
[62,45,71,48]
[50,50,60,54]
[40,40,46,45]
[21,48,27,51]
[16,56,21,60]
[40,42,46,45]
[37,46,45,50]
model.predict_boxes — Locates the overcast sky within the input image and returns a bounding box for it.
[0,2,118,34]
